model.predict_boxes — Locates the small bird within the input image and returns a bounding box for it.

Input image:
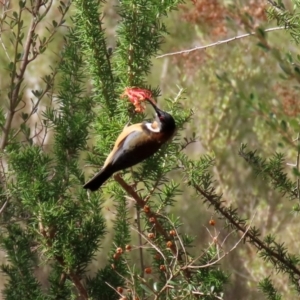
[83,100,176,191]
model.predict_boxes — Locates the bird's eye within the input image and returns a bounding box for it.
[159,115,165,120]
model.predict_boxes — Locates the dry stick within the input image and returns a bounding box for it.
[0,1,68,150]
[114,174,172,241]
[185,214,255,270]
[114,174,192,279]
[296,133,300,200]
[105,281,123,298]
[10,73,56,142]
[156,212,187,266]
[131,226,168,261]
[156,26,286,59]
[0,1,40,150]
[0,200,8,214]
[136,206,145,278]
[68,271,88,300]
[192,291,224,300]
[194,185,300,277]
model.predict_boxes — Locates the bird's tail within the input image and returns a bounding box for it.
[83,167,113,191]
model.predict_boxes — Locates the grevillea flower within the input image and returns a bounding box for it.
[121,87,156,112]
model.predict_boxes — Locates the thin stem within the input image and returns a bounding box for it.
[114,174,192,280]
[156,26,286,59]
[267,0,285,11]
[194,185,300,278]
[0,1,41,150]
[136,206,145,278]
[0,200,8,214]
[296,133,300,200]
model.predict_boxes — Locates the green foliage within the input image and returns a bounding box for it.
[267,0,300,43]
[1,225,44,300]
[7,0,300,299]
[0,0,230,299]
[259,277,282,300]
[239,144,297,201]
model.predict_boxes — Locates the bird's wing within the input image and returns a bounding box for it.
[114,124,144,149]
[103,124,145,167]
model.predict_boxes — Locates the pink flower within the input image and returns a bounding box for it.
[121,87,155,112]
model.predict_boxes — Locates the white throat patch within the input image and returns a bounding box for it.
[145,122,160,133]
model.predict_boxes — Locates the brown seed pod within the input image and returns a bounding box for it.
[116,247,123,254]
[166,241,173,248]
[209,219,216,226]
[143,205,150,213]
[160,265,166,272]
[145,267,152,274]
[125,244,132,252]
[148,233,155,239]
[169,230,176,236]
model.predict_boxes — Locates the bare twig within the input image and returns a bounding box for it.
[296,133,300,200]
[114,174,192,280]
[286,132,300,201]
[68,271,88,300]
[156,26,286,59]
[0,1,69,150]
[105,281,123,298]
[10,70,57,142]
[131,226,167,263]
[136,206,145,278]
[0,200,8,214]
[0,35,10,61]
[192,291,224,300]
[194,185,300,277]
[185,213,256,270]
[156,212,187,266]
[1,1,40,150]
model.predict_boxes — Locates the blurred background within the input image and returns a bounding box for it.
[1,0,299,299]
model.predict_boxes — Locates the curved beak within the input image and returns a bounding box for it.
[145,98,162,117]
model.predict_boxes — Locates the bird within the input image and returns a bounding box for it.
[83,99,176,191]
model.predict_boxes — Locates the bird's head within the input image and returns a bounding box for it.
[146,99,176,133]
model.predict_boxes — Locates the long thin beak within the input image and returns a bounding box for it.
[145,98,162,116]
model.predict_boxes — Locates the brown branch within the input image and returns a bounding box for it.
[54,255,88,300]
[0,1,69,150]
[114,174,192,280]
[114,174,168,240]
[68,271,88,300]
[9,68,56,143]
[1,1,40,150]
[40,223,89,300]
[296,133,300,200]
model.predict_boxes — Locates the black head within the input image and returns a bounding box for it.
[146,99,176,133]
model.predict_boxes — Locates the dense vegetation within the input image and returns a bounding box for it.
[0,0,299,299]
